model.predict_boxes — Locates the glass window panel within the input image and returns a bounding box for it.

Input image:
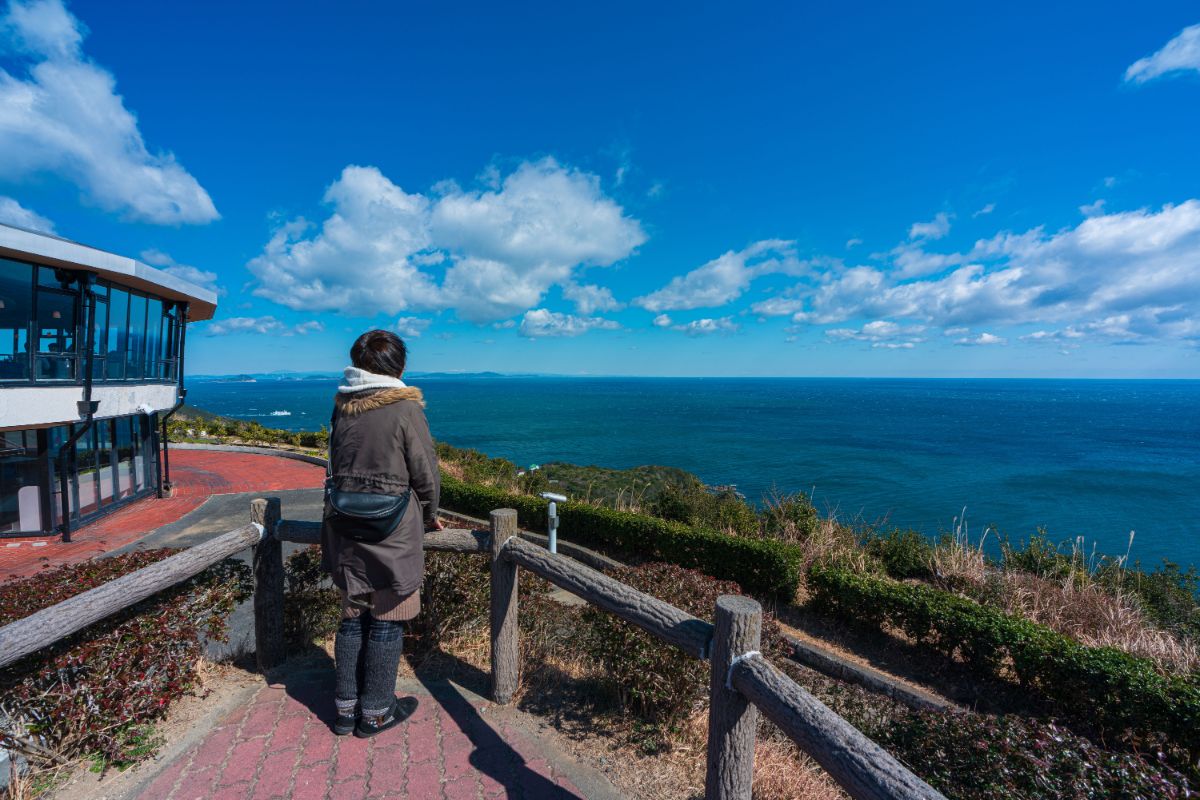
[0,429,43,533]
[145,298,162,379]
[116,417,134,499]
[75,424,99,517]
[96,419,115,506]
[126,293,146,380]
[37,266,71,289]
[0,260,33,381]
[46,425,68,525]
[91,297,108,380]
[35,289,77,381]
[107,288,128,380]
[133,416,148,491]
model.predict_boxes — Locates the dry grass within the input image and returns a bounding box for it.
[572,482,651,515]
[930,510,989,587]
[995,571,1199,673]
[427,608,849,800]
[924,514,1198,673]
[752,735,847,800]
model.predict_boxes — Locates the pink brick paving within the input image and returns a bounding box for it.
[139,670,599,800]
[0,450,325,580]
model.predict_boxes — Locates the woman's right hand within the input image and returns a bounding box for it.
[426,517,445,532]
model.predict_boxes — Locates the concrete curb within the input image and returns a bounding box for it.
[784,635,958,712]
[170,442,328,468]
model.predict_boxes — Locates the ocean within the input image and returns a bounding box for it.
[185,377,1200,570]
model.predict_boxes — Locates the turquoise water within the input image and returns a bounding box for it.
[186,377,1200,569]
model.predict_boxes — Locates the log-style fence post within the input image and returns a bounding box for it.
[490,508,519,704]
[706,595,762,800]
[251,497,284,673]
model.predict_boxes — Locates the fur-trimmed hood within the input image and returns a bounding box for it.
[334,386,425,415]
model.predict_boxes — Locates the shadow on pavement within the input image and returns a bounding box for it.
[411,649,583,800]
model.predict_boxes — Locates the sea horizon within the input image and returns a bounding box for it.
[186,375,1200,572]
[192,371,1200,380]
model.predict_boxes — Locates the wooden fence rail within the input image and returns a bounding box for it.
[0,522,264,670]
[475,509,947,800]
[0,497,946,800]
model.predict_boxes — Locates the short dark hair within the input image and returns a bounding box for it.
[351,329,407,377]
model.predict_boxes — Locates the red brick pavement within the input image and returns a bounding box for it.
[140,673,593,800]
[0,450,324,580]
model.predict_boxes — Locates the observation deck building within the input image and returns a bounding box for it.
[0,223,216,539]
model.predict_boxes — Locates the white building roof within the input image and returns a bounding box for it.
[0,222,218,321]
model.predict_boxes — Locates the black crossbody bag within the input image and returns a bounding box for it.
[324,410,410,543]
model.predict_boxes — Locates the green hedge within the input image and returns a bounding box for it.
[439,475,803,598]
[808,566,1200,754]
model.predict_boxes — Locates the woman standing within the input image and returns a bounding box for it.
[322,329,442,738]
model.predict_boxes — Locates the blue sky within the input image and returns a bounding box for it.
[1,1,1199,377]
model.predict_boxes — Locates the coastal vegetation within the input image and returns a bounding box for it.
[172,410,1200,794]
[432,436,1200,791]
[0,553,250,796]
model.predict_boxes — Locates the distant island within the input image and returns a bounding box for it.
[191,370,556,382]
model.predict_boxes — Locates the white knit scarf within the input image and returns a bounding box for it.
[337,366,407,394]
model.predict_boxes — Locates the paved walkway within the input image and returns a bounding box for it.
[0,450,324,580]
[134,664,619,800]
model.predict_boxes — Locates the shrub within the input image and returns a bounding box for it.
[865,529,934,580]
[649,483,759,537]
[875,711,1193,799]
[412,551,491,645]
[580,563,784,724]
[1107,561,1200,644]
[0,552,251,769]
[439,475,804,598]
[758,490,820,542]
[1001,533,1200,645]
[808,566,1200,767]
[283,546,341,649]
[1000,530,1070,578]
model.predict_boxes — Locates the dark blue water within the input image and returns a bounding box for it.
[186,377,1200,569]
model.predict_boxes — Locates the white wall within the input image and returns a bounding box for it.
[0,383,178,430]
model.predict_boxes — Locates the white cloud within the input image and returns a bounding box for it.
[1125,23,1200,84]
[247,166,437,316]
[395,316,431,338]
[908,212,952,241]
[518,308,620,338]
[249,158,644,323]
[652,313,672,327]
[672,317,739,337]
[0,0,217,224]
[562,282,622,314]
[1021,327,1084,344]
[0,195,54,233]
[1080,199,1107,217]
[634,240,804,312]
[825,320,926,347]
[778,200,1200,344]
[973,204,996,218]
[139,248,223,295]
[955,332,1007,346]
[293,320,324,335]
[202,316,320,336]
[845,237,863,249]
[203,316,284,336]
[943,326,969,336]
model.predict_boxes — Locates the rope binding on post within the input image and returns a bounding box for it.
[726,650,761,690]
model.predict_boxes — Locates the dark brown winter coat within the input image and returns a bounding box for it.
[320,386,440,598]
